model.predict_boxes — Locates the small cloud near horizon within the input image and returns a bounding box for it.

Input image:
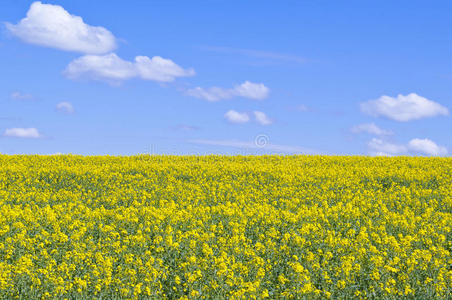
[361,93,449,122]
[3,127,42,139]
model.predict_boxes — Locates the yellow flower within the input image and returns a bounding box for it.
[0,154,449,298]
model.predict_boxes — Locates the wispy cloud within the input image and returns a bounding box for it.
[368,138,407,156]
[10,91,34,101]
[253,111,273,125]
[56,101,75,114]
[186,81,269,101]
[351,123,393,136]
[189,138,319,154]
[172,124,199,131]
[200,45,306,64]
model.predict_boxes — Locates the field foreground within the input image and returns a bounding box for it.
[0,155,451,299]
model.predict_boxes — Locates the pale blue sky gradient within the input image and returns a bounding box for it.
[0,1,451,155]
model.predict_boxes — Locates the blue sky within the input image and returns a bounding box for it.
[0,0,451,156]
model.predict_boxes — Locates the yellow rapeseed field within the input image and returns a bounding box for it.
[0,155,450,299]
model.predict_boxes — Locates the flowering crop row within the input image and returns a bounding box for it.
[0,155,450,298]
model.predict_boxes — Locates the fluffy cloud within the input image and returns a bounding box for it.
[64,53,195,83]
[408,138,447,156]
[360,93,449,122]
[253,111,272,125]
[351,123,393,136]
[56,101,75,114]
[233,81,269,100]
[186,81,269,101]
[3,128,41,138]
[6,1,116,54]
[224,110,250,124]
[368,137,447,156]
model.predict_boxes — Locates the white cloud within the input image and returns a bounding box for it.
[189,139,319,154]
[408,138,447,156]
[351,123,393,136]
[134,56,195,81]
[6,1,116,54]
[64,53,195,83]
[56,101,74,114]
[234,81,269,100]
[10,91,34,100]
[361,93,449,122]
[368,138,407,156]
[185,87,232,102]
[186,81,269,102]
[4,127,41,138]
[367,137,448,156]
[224,110,250,124]
[253,111,272,125]
[64,53,135,81]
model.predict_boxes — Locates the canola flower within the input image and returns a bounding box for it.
[0,154,451,299]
